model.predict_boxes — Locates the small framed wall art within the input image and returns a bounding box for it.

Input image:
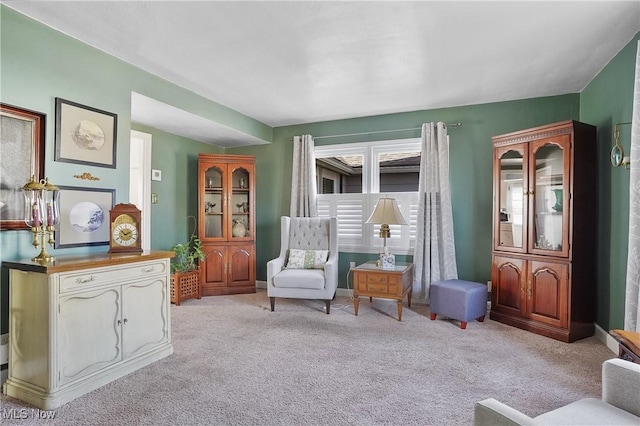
[55,186,115,248]
[55,98,118,168]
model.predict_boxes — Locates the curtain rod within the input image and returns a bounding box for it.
[308,122,462,141]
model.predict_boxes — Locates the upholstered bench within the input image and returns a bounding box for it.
[430,279,487,329]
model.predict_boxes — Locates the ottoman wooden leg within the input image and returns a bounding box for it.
[460,321,468,330]
[478,315,486,322]
[430,313,437,320]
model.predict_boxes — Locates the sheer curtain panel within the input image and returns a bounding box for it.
[625,42,640,332]
[413,122,458,301]
[290,135,318,217]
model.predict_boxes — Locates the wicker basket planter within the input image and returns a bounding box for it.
[170,268,201,305]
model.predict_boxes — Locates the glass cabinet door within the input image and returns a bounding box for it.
[203,165,224,239]
[496,146,527,251]
[529,136,569,256]
[230,167,251,239]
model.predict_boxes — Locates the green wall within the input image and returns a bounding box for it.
[233,33,640,331]
[232,95,581,289]
[132,124,223,249]
[580,33,640,330]
[1,4,638,336]
[0,7,265,334]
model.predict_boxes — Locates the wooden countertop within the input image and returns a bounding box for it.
[2,250,174,274]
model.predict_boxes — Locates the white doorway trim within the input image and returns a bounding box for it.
[130,130,152,250]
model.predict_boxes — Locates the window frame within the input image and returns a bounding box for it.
[315,138,421,254]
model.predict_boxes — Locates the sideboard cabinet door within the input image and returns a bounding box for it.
[122,277,170,358]
[58,287,122,386]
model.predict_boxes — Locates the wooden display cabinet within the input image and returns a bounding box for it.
[198,154,256,295]
[491,121,596,342]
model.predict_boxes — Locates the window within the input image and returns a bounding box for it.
[315,138,420,254]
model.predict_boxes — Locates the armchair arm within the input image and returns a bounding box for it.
[323,251,339,294]
[602,358,640,417]
[267,216,290,287]
[266,257,285,286]
[474,398,534,426]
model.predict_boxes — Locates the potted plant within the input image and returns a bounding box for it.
[170,216,205,305]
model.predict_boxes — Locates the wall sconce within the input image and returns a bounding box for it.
[366,197,407,270]
[22,175,60,262]
[611,122,631,169]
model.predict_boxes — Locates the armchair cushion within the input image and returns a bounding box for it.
[285,249,329,269]
[533,398,639,425]
[272,269,326,290]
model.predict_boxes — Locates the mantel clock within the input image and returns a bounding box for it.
[108,203,142,253]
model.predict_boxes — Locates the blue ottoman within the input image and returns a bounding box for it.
[430,279,487,329]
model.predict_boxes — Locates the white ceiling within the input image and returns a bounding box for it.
[4,1,640,147]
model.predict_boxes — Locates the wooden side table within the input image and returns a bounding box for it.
[610,329,640,364]
[352,261,414,321]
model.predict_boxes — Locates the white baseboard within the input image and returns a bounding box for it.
[336,288,352,297]
[594,323,619,355]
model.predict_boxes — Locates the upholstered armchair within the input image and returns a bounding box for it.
[474,358,640,425]
[266,216,339,314]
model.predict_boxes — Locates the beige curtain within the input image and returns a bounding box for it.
[290,135,318,217]
[625,42,640,332]
[413,122,458,301]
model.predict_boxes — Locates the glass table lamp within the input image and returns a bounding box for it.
[22,175,60,262]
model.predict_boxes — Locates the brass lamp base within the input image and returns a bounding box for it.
[31,226,55,263]
[32,248,54,263]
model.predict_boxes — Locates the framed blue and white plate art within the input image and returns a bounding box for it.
[55,186,115,248]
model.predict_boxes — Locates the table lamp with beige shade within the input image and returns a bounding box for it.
[366,197,407,270]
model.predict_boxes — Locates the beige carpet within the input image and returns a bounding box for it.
[1,290,615,425]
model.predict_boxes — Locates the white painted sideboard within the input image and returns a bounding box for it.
[2,251,174,409]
